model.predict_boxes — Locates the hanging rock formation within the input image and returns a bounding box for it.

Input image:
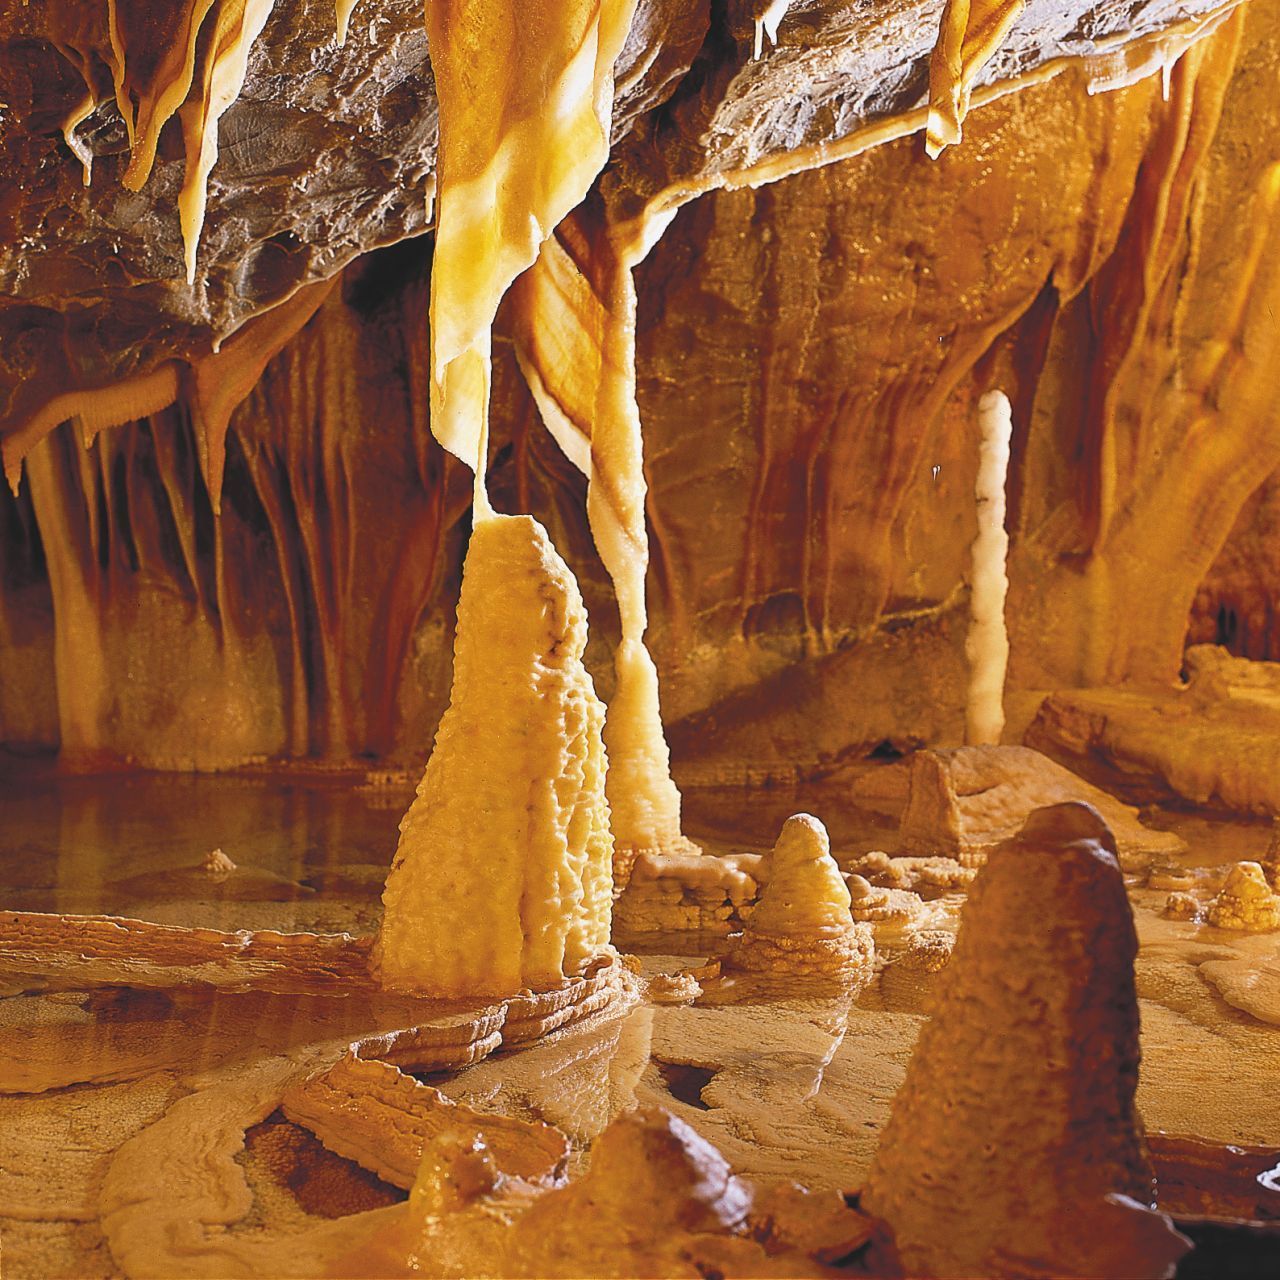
[377,514,614,998]
[862,801,1188,1278]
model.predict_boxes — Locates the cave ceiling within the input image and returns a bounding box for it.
[0,0,1242,450]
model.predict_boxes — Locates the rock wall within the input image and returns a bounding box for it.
[1,0,1278,776]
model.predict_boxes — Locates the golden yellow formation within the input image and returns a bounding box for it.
[377,514,614,998]
[178,1,278,284]
[424,0,638,488]
[733,814,873,976]
[926,0,1025,156]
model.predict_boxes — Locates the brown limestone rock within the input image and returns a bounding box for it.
[1031,653,1280,816]
[897,744,1185,867]
[862,801,1190,1279]
[282,1053,568,1191]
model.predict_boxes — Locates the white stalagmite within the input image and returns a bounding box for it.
[377,514,614,998]
[964,389,1012,746]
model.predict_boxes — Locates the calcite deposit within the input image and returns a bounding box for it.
[862,802,1187,1277]
[730,815,873,976]
[3,0,1280,1277]
[378,513,614,998]
[1207,861,1280,931]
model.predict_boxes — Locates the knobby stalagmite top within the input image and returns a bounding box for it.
[377,513,614,998]
[862,801,1190,1278]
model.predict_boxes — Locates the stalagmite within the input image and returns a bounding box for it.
[731,814,873,976]
[422,2,691,891]
[926,0,1026,157]
[964,388,1012,746]
[376,514,614,998]
[1207,861,1280,930]
[862,802,1190,1278]
[514,218,698,884]
[590,256,697,882]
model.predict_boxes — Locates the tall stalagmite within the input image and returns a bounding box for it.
[863,802,1187,1278]
[377,514,614,998]
[964,389,1012,745]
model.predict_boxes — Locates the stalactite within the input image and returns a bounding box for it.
[334,0,360,46]
[423,0,638,510]
[925,0,1026,158]
[112,1,219,193]
[178,0,279,285]
[752,1,792,60]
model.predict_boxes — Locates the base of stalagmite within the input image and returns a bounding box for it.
[377,513,615,1000]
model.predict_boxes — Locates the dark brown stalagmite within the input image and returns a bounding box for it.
[862,801,1189,1278]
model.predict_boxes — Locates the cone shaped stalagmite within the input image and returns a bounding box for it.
[732,814,874,976]
[377,513,614,998]
[863,801,1190,1279]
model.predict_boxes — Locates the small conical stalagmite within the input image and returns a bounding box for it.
[862,801,1189,1279]
[732,814,873,976]
[377,513,614,998]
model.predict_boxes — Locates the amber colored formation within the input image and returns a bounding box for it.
[926,0,1026,156]
[501,1106,753,1277]
[377,514,613,998]
[862,802,1188,1278]
[1031,646,1280,814]
[731,815,873,976]
[614,850,759,939]
[1207,862,1280,930]
[0,2,1276,775]
[897,745,1185,866]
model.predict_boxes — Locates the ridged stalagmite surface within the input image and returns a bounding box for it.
[863,802,1188,1278]
[1207,861,1280,930]
[377,514,614,998]
[733,814,873,975]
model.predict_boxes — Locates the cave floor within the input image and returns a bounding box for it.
[0,767,1278,1277]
